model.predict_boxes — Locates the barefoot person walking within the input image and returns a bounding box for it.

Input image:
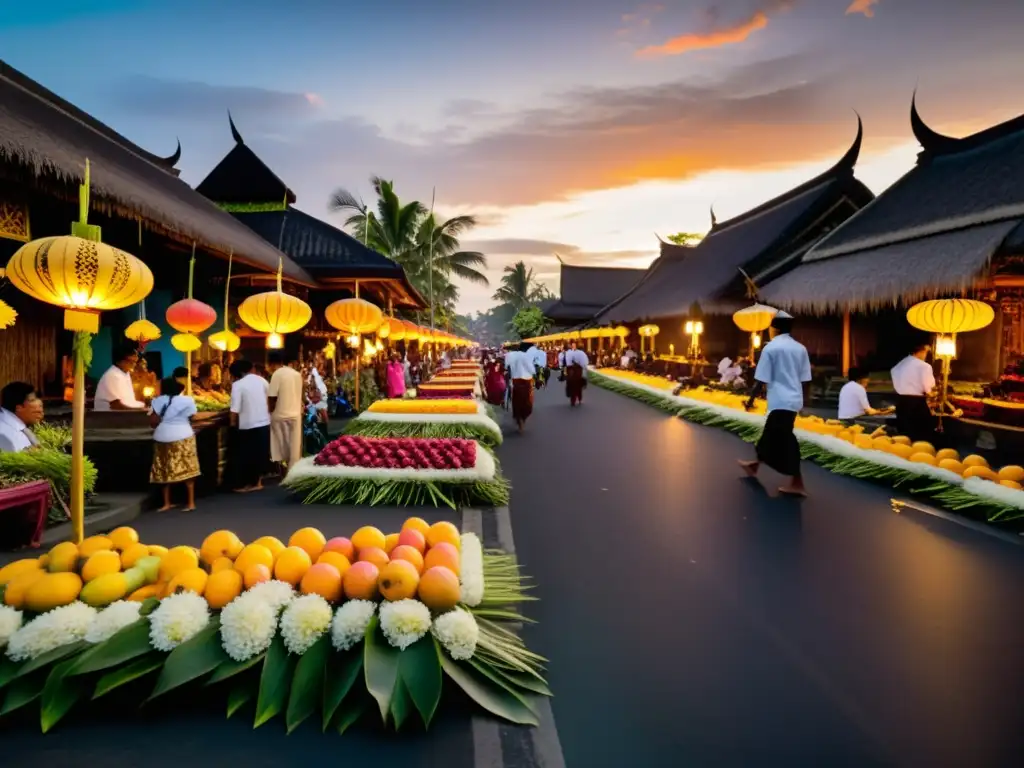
[738,311,812,497]
[505,342,537,433]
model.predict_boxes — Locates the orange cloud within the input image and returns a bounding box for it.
[846,0,879,17]
[637,11,768,57]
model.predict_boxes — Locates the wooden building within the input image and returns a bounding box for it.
[0,60,313,389]
[594,119,875,361]
[545,262,646,328]
[761,97,1024,381]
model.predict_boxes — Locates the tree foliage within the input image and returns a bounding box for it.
[665,232,704,246]
[510,307,547,340]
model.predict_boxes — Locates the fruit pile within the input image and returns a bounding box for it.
[313,435,477,471]
[368,398,479,415]
[597,368,677,391]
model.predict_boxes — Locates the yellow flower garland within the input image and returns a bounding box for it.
[368,399,479,415]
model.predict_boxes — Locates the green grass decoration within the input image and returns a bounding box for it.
[343,419,503,448]
[590,370,1023,523]
[284,474,511,509]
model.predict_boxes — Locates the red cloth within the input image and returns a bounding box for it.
[512,379,534,421]
[565,364,585,405]
[0,480,50,549]
[484,369,507,406]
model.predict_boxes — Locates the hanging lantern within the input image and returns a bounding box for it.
[238,258,312,338]
[638,324,660,337]
[325,297,383,335]
[381,318,406,341]
[125,319,161,343]
[0,299,17,329]
[906,299,994,334]
[171,332,202,352]
[166,298,216,333]
[323,341,336,360]
[266,333,284,349]
[5,236,153,332]
[733,303,778,333]
[209,329,241,352]
[613,326,630,338]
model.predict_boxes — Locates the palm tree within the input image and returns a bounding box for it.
[492,261,548,310]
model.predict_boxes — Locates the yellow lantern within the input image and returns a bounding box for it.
[638,324,659,337]
[906,299,994,334]
[209,329,241,352]
[326,298,383,335]
[5,236,153,333]
[0,299,17,329]
[171,332,202,352]
[237,259,311,337]
[125,319,161,343]
[383,318,407,341]
[732,304,778,333]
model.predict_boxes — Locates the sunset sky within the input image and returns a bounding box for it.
[2,0,1023,313]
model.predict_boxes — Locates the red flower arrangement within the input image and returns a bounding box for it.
[313,435,477,470]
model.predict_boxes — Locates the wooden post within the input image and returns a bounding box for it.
[71,347,86,543]
[841,310,851,377]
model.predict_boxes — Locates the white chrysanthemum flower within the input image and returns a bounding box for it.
[148,592,210,652]
[330,600,376,651]
[0,605,25,649]
[244,580,296,613]
[431,607,479,660]
[6,601,97,662]
[220,592,278,662]
[459,533,484,607]
[85,600,141,644]
[379,599,431,650]
[279,594,332,655]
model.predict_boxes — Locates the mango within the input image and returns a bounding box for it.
[134,556,162,585]
[166,567,207,597]
[80,572,129,608]
[122,566,147,594]
[127,584,163,602]
[78,535,114,557]
[47,541,80,573]
[81,550,122,582]
[0,558,42,586]
[24,572,83,612]
[3,568,46,609]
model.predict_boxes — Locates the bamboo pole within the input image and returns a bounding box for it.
[841,310,851,378]
[71,344,85,543]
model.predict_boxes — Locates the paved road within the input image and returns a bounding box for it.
[497,382,1024,768]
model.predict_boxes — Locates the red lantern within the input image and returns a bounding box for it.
[166,298,217,334]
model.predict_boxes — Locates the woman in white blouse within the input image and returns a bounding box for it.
[148,376,200,511]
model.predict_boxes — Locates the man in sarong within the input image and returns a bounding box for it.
[890,341,937,443]
[738,312,812,497]
[563,341,589,407]
[505,342,537,432]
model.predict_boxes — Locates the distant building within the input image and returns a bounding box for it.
[545,263,646,329]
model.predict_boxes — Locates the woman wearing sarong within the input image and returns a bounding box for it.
[506,344,536,432]
[149,377,200,511]
[563,342,589,407]
[484,361,507,407]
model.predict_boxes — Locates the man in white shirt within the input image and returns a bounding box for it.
[890,341,937,442]
[0,382,44,453]
[505,343,538,432]
[527,343,547,389]
[229,359,271,492]
[441,351,452,370]
[838,368,888,423]
[267,352,304,472]
[94,345,145,411]
[739,312,812,496]
[563,341,589,407]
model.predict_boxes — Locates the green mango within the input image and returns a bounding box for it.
[135,556,162,585]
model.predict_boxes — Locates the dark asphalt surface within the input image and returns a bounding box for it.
[497,383,1024,768]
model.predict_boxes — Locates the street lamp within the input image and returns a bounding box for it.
[685,320,703,361]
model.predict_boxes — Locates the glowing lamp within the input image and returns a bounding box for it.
[166,298,217,333]
[0,299,17,329]
[346,334,361,348]
[935,335,957,359]
[752,333,762,349]
[733,304,777,333]
[237,259,312,336]
[171,332,202,352]
[5,235,153,332]
[906,299,994,334]
[374,339,384,353]
[638,324,659,337]
[325,298,383,335]
[383,318,407,341]
[125,319,161,343]
[266,333,283,349]
[142,386,155,398]
[209,329,241,352]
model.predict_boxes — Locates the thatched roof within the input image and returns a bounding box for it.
[232,207,426,308]
[0,60,313,285]
[596,118,873,324]
[546,263,646,322]
[761,96,1024,313]
[195,114,296,206]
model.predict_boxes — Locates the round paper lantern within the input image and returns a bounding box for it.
[166,298,217,333]
[614,326,630,338]
[906,299,994,334]
[638,324,660,337]
[171,332,202,352]
[0,299,17,330]
[325,298,383,334]
[380,318,405,341]
[125,319,161,343]
[208,329,241,352]
[238,262,312,336]
[5,235,153,332]
[733,303,778,333]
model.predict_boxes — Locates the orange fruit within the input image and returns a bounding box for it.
[379,560,420,601]
[234,544,274,574]
[343,561,380,600]
[323,537,355,561]
[401,517,431,538]
[300,563,344,602]
[210,557,235,574]
[108,526,140,551]
[390,545,425,573]
[78,536,114,557]
[167,567,208,597]
[351,526,386,553]
[935,448,960,463]
[1000,479,1022,490]
[358,547,390,570]
[909,453,937,466]
[289,527,327,561]
[316,551,351,577]
[384,533,400,555]
[963,465,998,482]
[891,435,912,446]
[252,536,286,562]
[963,454,989,469]
[274,546,312,586]
[423,542,460,577]
[426,521,461,550]
[910,441,935,456]
[397,528,426,554]
[148,545,168,557]
[888,444,913,460]
[200,530,244,565]
[938,459,965,475]
[127,584,163,602]
[120,542,151,570]
[159,546,199,582]
[997,465,1024,483]
[205,569,244,609]
[244,563,272,589]
[3,569,46,609]
[417,566,460,611]
[80,551,121,582]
